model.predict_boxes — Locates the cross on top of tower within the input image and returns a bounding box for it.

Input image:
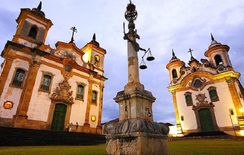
[70,26,77,43]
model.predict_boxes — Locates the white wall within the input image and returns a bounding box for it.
[0,58,29,118]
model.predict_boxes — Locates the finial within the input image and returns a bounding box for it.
[90,33,100,47]
[172,49,175,57]
[171,49,177,60]
[92,33,96,41]
[129,0,132,4]
[37,1,42,11]
[210,33,215,41]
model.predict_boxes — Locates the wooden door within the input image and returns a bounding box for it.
[198,108,215,132]
[51,103,67,131]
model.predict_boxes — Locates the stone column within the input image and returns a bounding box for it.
[124,34,144,93]
[127,34,140,84]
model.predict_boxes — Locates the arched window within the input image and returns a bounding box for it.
[208,87,219,102]
[214,55,223,66]
[76,84,85,100]
[28,25,38,39]
[12,68,26,87]
[184,92,193,106]
[192,78,204,89]
[40,74,52,92]
[172,69,178,78]
[94,55,100,67]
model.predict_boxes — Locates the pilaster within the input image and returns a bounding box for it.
[0,57,14,96]
[84,75,93,126]
[171,91,183,135]
[97,82,104,128]
[226,78,242,116]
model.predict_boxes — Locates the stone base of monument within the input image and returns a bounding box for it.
[106,133,168,155]
[105,119,169,155]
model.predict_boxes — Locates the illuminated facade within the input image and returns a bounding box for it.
[0,3,106,134]
[166,35,244,136]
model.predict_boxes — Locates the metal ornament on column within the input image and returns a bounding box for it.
[105,1,169,155]
[123,1,155,70]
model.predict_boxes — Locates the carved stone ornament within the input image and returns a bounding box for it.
[195,93,208,106]
[50,78,74,104]
[193,93,214,110]
[104,119,169,136]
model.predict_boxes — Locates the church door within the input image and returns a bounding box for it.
[198,108,215,132]
[51,103,67,131]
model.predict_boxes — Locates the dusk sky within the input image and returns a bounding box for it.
[0,0,244,124]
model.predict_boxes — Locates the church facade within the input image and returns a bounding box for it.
[0,3,106,134]
[166,35,244,136]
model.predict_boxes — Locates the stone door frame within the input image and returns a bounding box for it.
[193,103,219,132]
[47,102,72,131]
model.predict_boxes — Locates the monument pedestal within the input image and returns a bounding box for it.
[105,82,169,155]
[106,132,168,155]
[105,119,169,155]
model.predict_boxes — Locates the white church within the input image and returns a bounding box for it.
[0,2,106,134]
[166,35,244,136]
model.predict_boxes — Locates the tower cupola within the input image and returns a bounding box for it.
[166,50,185,83]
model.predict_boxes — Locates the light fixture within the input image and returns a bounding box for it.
[91,115,96,122]
[239,130,244,136]
[3,101,13,109]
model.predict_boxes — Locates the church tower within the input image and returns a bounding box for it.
[166,35,244,137]
[12,2,53,47]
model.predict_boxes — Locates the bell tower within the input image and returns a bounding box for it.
[204,34,232,68]
[12,2,53,48]
[81,33,106,72]
[166,50,185,83]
